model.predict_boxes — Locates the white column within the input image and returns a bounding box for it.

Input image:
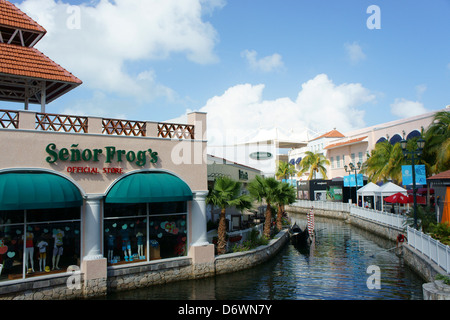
[83,194,104,261]
[190,191,209,246]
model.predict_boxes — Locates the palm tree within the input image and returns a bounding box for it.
[274,182,296,230]
[206,177,252,255]
[424,110,450,173]
[362,140,404,183]
[275,160,297,181]
[248,176,280,239]
[298,151,330,180]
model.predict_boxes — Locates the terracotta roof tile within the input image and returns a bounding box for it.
[0,0,46,33]
[0,42,81,84]
[311,129,345,141]
[324,136,368,149]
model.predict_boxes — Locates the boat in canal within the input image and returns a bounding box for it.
[289,223,310,245]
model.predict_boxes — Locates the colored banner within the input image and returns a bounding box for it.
[402,165,426,185]
[344,174,364,187]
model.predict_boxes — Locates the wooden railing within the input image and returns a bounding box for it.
[157,123,195,139]
[102,118,146,137]
[36,112,88,133]
[0,109,198,140]
[0,110,19,129]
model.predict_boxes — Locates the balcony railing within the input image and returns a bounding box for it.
[157,123,195,139]
[36,112,88,133]
[0,109,199,140]
[102,118,146,137]
[0,110,19,129]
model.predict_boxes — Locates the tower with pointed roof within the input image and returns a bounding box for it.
[0,0,81,112]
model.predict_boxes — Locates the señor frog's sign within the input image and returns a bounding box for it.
[45,143,158,173]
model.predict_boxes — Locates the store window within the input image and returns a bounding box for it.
[104,201,188,266]
[0,208,80,282]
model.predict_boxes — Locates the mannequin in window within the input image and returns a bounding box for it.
[120,224,132,261]
[52,229,64,270]
[136,231,144,260]
[107,234,115,263]
[37,238,48,272]
[25,231,34,273]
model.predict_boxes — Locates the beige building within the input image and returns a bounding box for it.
[0,1,213,296]
[289,107,448,182]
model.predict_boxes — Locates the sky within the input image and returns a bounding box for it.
[7,0,450,145]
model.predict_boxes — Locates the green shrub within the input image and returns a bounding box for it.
[230,228,269,252]
[435,274,450,285]
[428,222,450,246]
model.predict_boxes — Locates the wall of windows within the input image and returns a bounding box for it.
[104,201,188,265]
[0,208,81,282]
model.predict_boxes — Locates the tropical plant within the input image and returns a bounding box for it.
[231,228,269,252]
[206,177,252,255]
[362,140,405,183]
[275,160,297,181]
[297,151,330,180]
[247,176,280,239]
[274,182,296,231]
[403,205,437,232]
[428,222,450,246]
[424,110,450,173]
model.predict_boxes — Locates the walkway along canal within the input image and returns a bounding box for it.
[104,214,425,300]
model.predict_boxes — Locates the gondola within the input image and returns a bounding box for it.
[289,223,309,245]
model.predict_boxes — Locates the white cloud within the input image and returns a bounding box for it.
[241,50,284,73]
[18,0,221,104]
[193,74,375,145]
[344,42,366,64]
[415,84,427,100]
[390,98,428,118]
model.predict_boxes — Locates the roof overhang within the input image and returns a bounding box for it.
[0,73,80,104]
[324,136,368,150]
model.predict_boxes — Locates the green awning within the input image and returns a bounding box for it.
[0,172,83,211]
[105,172,193,204]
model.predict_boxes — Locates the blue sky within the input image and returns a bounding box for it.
[8,0,450,142]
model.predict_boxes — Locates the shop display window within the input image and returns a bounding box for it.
[0,208,81,282]
[104,202,188,266]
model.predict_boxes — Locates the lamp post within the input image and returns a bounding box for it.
[400,138,425,229]
[344,162,362,205]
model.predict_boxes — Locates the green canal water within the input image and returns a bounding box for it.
[104,214,425,300]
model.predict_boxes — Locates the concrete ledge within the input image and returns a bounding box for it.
[215,229,289,275]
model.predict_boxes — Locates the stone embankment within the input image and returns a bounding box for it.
[0,229,289,299]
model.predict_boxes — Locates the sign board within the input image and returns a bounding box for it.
[249,152,272,160]
[344,174,364,187]
[402,165,426,185]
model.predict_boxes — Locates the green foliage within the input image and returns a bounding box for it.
[435,274,450,285]
[231,228,269,253]
[362,140,405,183]
[424,110,450,173]
[276,161,297,180]
[404,205,438,232]
[428,222,450,246]
[207,176,253,255]
[297,151,330,180]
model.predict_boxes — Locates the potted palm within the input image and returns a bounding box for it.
[206,177,252,255]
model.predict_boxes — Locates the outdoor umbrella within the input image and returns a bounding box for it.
[384,192,411,204]
[384,192,411,214]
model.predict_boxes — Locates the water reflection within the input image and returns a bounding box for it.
[105,215,424,300]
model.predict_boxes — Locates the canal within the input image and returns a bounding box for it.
[104,214,425,300]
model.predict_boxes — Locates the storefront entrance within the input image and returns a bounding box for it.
[103,171,193,265]
[0,171,83,282]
